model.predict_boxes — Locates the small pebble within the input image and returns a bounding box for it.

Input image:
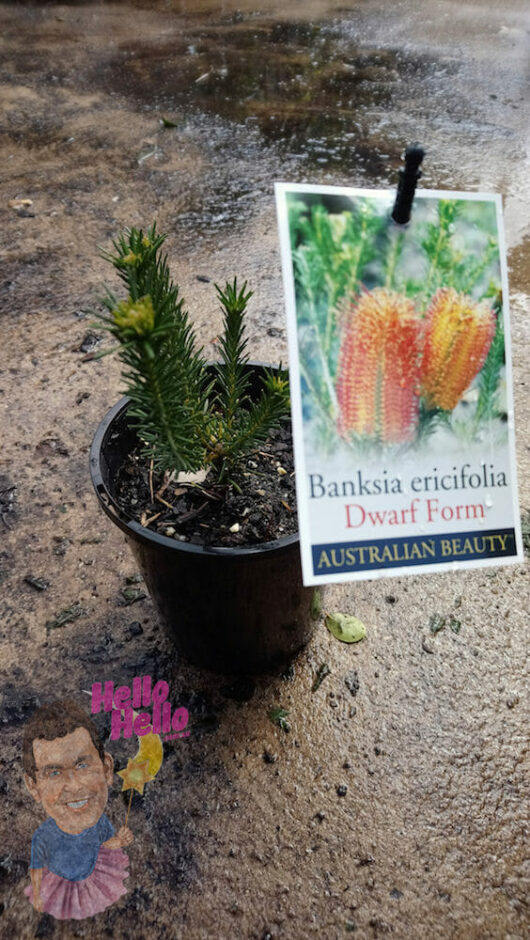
[263,749,278,764]
[229,522,240,533]
[358,855,375,866]
[344,670,360,696]
[506,694,519,709]
[277,467,287,476]
[127,621,143,638]
[337,785,347,797]
[164,526,176,536]
[256,489,266,497]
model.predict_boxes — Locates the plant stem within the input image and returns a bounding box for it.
[143,346,184,467]
[299,359,338,434]
[305,298,338,419]
[385,229,404,290]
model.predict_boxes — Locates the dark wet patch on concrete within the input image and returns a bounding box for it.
[0,852,28,891]
[0,9,445,248]
[1,247,74,317]
[91,18,435,175]
[0,684,40,728]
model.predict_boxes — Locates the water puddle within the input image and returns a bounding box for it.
[94,18,433,177]
[4,3,528,247]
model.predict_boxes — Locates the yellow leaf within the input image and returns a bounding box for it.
[325,612,366,644]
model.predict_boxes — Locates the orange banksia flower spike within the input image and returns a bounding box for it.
[336,288,423,443]
[421,288,496,411]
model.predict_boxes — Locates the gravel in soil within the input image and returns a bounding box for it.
[114,422,298,547]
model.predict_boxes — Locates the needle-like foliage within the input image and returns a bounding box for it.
[95,224,290,478]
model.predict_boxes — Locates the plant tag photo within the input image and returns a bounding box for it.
[276,183,524,585]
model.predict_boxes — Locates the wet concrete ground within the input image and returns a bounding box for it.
[1,1,529,937]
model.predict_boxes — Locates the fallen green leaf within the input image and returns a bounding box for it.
[46,602,85,631]
[160,116,180,128]
[449,617,461,634]
[268,707,290,733]
[429,613,446,634]
[310,588,322,621]
[312,663,331,692]
[325,612,366,644]
[119,586,147,606]
[24,575,50,592]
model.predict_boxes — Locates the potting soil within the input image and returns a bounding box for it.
[114,422,298,547]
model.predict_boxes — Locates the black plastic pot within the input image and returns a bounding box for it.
[89,366,316,674]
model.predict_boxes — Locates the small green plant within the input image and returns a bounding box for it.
[95,224,289,479]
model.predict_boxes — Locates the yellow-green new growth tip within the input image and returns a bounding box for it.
[112,295,155,336]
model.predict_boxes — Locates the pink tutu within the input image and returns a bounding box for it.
[25,846,129,920]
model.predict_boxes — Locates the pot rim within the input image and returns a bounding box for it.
[89,381,300,558]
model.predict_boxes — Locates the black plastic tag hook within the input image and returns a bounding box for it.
[391,144,425,225]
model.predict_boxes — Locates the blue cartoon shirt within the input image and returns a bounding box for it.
[30,815,115,881]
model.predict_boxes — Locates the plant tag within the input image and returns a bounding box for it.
[275,183,524,584]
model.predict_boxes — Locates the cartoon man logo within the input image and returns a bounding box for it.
[23,700,133,920]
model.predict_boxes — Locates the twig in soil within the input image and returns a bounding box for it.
[149,460,154,503]
[191,485,222,501]
[281,500,293,512]
[156,494,175,510]
[176,500,209,525]
[176,482,222,502]
[141,511,161,527]
[156,469,175,499]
